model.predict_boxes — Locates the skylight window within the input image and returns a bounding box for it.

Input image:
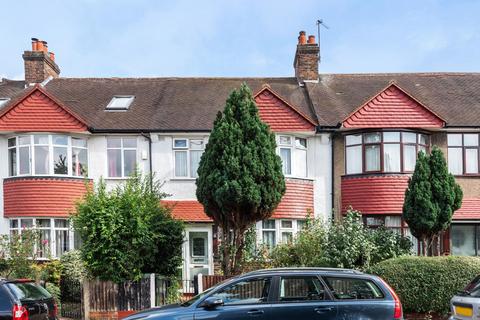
[105,95,134,111]
[0,98,10,109]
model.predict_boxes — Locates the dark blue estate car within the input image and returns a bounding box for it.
[125,268,403,320]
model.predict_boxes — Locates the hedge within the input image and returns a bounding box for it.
[369,256,480,314]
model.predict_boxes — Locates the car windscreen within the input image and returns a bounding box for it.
[463,276,480,297]
[5,282,52,301]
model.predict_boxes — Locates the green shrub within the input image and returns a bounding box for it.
[45,282,61,311]
[369,256,480,314]
[60,250,87,282]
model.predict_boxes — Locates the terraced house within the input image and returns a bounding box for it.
[0,32,479,280]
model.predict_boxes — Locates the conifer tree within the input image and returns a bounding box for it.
[196,83,285,275]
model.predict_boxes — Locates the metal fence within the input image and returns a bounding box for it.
[59,277,83,319]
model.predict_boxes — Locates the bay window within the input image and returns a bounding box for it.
[278,135,308,177]
[8,135,88,177]
[345,131,429,174]
[107,137,137,177]
[259,219,306,249]
[9,218,76,259]
[173,138,205,178]
[448,133,480,175]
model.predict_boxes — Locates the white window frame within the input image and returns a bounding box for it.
[172,137,206,178]
[258,219,306,247]
[448,133,480,176]
[9,217,76,260]
[106,136,138,178]
[277,135,308,178]
[105,95,135,111]
[7,135,88,178]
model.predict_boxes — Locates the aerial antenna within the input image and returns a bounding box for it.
[316,19,329,63]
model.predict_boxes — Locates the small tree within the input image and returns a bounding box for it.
[403,147,463,255]
[0,229,40,278]
[73,173,184,282]
[196,83,285,275]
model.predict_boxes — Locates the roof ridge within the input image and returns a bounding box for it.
[320,72,480,77]
[50,76,297,81]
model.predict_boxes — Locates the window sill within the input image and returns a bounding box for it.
[170,177,197,181]
[284,176,314,181]
[4,175,90,181]
[454,175,480,178]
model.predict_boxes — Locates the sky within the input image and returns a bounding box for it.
[1,0,479,79]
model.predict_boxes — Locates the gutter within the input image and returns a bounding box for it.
[88,128,211,134]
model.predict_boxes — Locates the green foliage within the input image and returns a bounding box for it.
[45,282,61,309]
[369,256,480,314]
[72,173,184,282]
[403,147,463,255]
[271,210,412,270]
[60,249,87,282]
[196,83,285,275]
[38,260,63,284]
[166,278,182,305]
[0,229,41,278]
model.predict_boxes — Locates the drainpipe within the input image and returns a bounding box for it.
[331,132,335,222]
[140,132,153,186]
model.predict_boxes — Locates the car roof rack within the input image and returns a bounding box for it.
[243,267,364,276]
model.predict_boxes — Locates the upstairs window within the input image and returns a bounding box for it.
[173,138,205,178]
[278,135,307,177]
[448,133,480,175]
[7,135,88,177]
[107,137,137,178]
[105,95,134,111]
[0,98,10,108]
[345,131,429,175]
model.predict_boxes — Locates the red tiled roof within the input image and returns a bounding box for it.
[3,177,90,217]
[453,198,480,220]
[0,86,88,132]
[255,87,316,132]
[273,178,314,219]
[342,84,445,128]
[162,200,213,222]
[341,175,410,214]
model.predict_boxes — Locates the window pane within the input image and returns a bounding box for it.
[19,136,30,145]
[72,137,87,148]
[174,139,187,148]
[263,231,276,248]
[37,219,50,228]
[403,145,417,171]
[297,220,306,231]
[418,134,428,145]
[465,134,479,147]
[107,137,121,148]
[295,138,307,149]
[345,134,362,146]
[418,145,426,154]
[54,219,68,228]
[55,229,69,257]
[465,149,479,174]
[364,133,381,143]
[10,219,18,229]
[107,149,122,177]
[384,144,400,172]
[279,136,292,145]
[53,147,68,175]
[8,137,16,147]
[448,148,463,175]
[262,220,275,229]
[281,232,293,243]
[448,134,463,147]
[72,148,88,177]
[190,150,203,178]
[365,145,380,171]
[34,146,49,174]
[39,229,51,258]
[402,132,417,143]
[123,138,137,148]
[279,277,326,302]
[124,150,136,176]
[212,278,271,306]
[175,151,188,177]
[19,146,30,175]
[280,148,291,175]
[20,219,33,228]
[281,220,293,228]
[52,135,68,145]
[295,148,307,177]
[34,135,49,145]
[383,132,400,143]
[451,225,476,256]
[324,277,384,300]
[346,145,362,174]
[190,139,204,150]
[385,216,401,227]
[9,148,17,176]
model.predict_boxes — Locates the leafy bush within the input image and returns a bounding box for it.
[45,282,61,310]
[271,210,412,270]
[369,256,480,314]
[0,229,40,278]
[60,250,87,282]
[73,173,184,282]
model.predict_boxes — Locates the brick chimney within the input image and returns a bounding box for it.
[23,38,60,84]
[293,31,319,83]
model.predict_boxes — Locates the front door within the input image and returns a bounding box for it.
[187,231,209,292]
[269,275,337,320]
[194,276,272,320]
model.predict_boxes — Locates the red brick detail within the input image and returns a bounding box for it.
[89,311,135,320]
[453,198,480,220]
[0,86,88,132]
[162,200,213,222]
[3,177,91,217]
[343,84,445,128]
[272,178,314,219]
[341,175,410,215]
[255,87,316,132]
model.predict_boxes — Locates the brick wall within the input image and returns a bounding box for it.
[23,51,60,83]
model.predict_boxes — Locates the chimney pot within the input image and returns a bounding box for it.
[23,38,60,84]
[42,41,48,53]
[308,35,316,44]
[49,52,55,61]
[37,40,44,51]
[31,38,39,51]
[298,31,307,45]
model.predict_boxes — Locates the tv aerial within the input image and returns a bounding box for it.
[316,19,329,63]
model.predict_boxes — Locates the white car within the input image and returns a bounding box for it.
[450,276,480,319]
